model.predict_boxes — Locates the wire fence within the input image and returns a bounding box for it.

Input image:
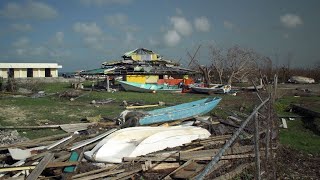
[193,77,279,180]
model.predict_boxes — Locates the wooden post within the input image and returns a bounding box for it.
[106,75,110,92]
[273,74,278,102]
[254,112,261,180]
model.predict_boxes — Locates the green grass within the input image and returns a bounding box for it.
[276,95,320,154]
[280,119,320,154]
[0,82,259,139]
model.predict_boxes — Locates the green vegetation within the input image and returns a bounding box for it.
[0,81,269,140]
[280,119,320,154]
[275,95,320,154]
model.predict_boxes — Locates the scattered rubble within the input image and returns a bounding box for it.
[0,130,28,145]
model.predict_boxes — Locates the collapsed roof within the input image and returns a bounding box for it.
[81,48,198,76]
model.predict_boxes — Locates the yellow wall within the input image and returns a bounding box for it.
[145,75,159,83]
[126,75,146,83]
[131,53,158,61]
[126,75,159,84]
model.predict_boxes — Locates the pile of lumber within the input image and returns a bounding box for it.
[0,124,260,180]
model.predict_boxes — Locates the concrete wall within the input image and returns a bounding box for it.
[50,68,58,77]
[0,68,8,78]
[0,68,59,78]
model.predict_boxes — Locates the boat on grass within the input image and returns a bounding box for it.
[119,97,222,126]
[84,126,210,163]
[118,80,181,93]
[191,84,232,94]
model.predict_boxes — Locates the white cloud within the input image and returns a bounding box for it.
[81,0,132,6]
[280,14,303,28]
[0,1,58,19]
[164,30,181,47]
[223,20,234,30]
[11,23,33,32]
[170,16,192,36]
[12,37,30,47]
[194,16,210,32]
[105,13,128,26]
[73,22,103,36]
[55,32,64,44]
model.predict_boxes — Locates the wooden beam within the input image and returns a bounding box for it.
[26,153,54,180]
[73,169,125,180]
[0,161,79,173]
[72,165,117,179]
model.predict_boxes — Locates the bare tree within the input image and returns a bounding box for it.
[226,45,259,85]
[187,45,212,86]
[209,45,225,84]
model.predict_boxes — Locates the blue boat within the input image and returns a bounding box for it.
[138,97,221,125]
[118,80,181,93]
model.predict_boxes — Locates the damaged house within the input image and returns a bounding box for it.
[81,48,197,85]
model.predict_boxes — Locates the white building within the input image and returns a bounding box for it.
[0,63,62,78]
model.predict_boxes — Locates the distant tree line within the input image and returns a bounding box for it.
[188,44,320,85]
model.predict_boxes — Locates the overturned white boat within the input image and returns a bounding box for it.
[84,126,210,163]
[289,76,315,84]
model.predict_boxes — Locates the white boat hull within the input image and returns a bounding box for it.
[84,126,210,163]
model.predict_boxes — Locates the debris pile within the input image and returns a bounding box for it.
[0,130,28,145]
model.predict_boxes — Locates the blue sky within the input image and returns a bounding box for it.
[0,0,319,71]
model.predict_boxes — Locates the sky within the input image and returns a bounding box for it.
[0,0,319,72]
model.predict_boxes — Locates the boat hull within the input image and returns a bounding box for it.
[139,97,221,125]
[118,81,181,93]
[84,126,210,163]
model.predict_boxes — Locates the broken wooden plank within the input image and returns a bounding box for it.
[0,161,79,173]
[72,165,117,179]
[60,123,95,133]
[72,169,125,180]
[228,116,243,123]
[0,133,70,150]
[142,162,180,172]
[26,153,54,180]
[0,125,60,130]
[163,160,194,180]
[281,118,288,129]
[111,166,143,180]
[172,161,205,179]
[69,128,117,151]
[180,145,254,161]
[46,134,75,150]
[123,156,177,162]
[126,104,160,109]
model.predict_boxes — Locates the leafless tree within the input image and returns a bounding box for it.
[225,45,259,85]
[209,45,225,84]
[187,45,212,86]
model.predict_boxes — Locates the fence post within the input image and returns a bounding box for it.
[273,74,278,102]
[106,75,110,92]
[254,111,261,180]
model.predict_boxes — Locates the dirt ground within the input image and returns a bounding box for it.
[276,145,320,179]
